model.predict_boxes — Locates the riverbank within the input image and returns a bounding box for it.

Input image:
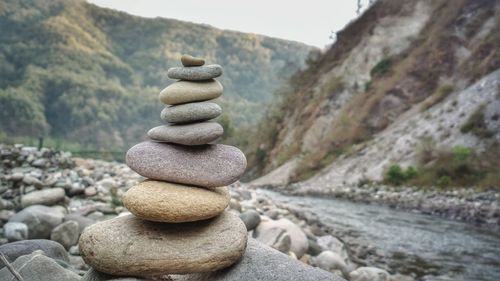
[249,181,499,231]
[0,143,402,280]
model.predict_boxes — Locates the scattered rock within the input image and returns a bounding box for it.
[313,251,348,276]
[167,64,222,81]
[123,180,230,222]
[349,267,391,281]
[21,187,66,207]
[22,175,43,188]
[161,102,222,123]
[8,205,64,239]
[84,186,97,197]
[126,141,246,188]
[79,212,247,276]
[0,239,69,267]
[317,235,350,265]
[254,217,308,258]
[159,79,223,105]
[148,122,223,145]
[229,198,242,212]
[51,220,80,249]
[253,219,291,253]
[240,210,261,231]
[0,251,80,281]
[3,222,28,242]
[64,214,96,233]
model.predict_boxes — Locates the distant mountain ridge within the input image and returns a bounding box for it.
[0,0,313,153]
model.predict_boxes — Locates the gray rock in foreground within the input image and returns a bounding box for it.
[0,239,69,269]
[0,251,80,281]
[172,239,345,281]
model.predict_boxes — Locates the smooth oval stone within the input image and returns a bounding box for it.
[167,64,222,81]
[79,212,248,277]
[126,141,246,188]
[147,122,223,145]
[123,180,230,223]
[181,54,205,67]
[159,79,224,105]
[159,79,223,105]
[161,102,222,123]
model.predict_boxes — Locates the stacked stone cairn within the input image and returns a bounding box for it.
[78,55,248,278]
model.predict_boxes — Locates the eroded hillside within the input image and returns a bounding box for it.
[246,0,500,188]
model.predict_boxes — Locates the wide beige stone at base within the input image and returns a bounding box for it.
[79,212,248,277]
[123,180,230,222]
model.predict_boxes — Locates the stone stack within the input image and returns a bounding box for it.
[78,55,248,278]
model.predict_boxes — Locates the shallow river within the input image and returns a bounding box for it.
[256,189,500,281]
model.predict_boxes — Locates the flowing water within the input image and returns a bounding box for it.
[257,189,500,281]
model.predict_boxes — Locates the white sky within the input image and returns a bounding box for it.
[87,0,371,48]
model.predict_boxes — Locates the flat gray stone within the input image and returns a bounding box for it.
[167,64,222,81]
[79,212,247,277]
[21,187,66,207]
[126,141,246,188]
[171,239,344,281]
[0,239,69,269]
[161,102,222,123]
[159,79,223,105]
[0,251,80,281]
[148,122,223,145]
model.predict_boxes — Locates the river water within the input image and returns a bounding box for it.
[256,189,500,281]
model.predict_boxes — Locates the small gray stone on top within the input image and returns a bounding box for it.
[161,102,222,123]
[167,64,222,81]
[181,54,205,67]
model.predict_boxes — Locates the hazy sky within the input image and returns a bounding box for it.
[87,0,371,48]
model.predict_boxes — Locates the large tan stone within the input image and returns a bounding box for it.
[79,212,248,277]
[159,79,222,105]
[123,180,230,223]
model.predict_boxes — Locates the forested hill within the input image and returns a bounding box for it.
[0,0,313,154]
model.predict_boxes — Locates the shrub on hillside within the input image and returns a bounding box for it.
[370,58,392,77]
[460,104,495,138]
[385,164,418,185]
